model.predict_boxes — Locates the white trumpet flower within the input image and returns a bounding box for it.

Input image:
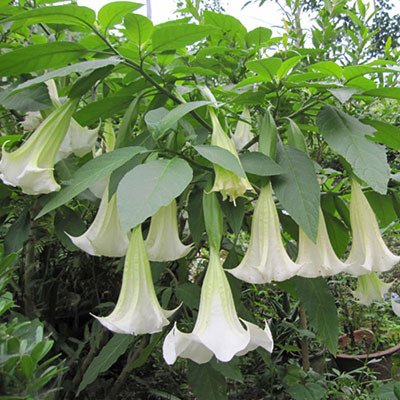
[210,110,253,202]
[163,248,273,364]
[227,183,301,283]
[352,272,392,306]
[94,225,176,335]
[346,179,400,276]
[145,200,192,262]
[231,108,257,151]
[297,208,348,277]
[391,297,400,317]
[0,99,77,195]
[20,111,42,131]
[68,185,129,257]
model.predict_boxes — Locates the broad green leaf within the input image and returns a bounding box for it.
[293,277,339,354]
[4,209,30,256]
[203,10,246,36]
[309,61,343,78]
[221,197,245,235]
[277,56,302,79]
[54,206,86,251]
[323,213,349,258]
[37,147,146,218]
[152,24,216,51]
[77,334,135,394]
[246,58,282,80]
[0,42,88,76]
[317,105,390,194]
[328,87,359,103]
[211,358,244,383]
[117,158,193,231]
[286,383,328,400]
[364,191,397,227]
[364,87,400,100]
[245,27,272,47]
[0,84,51,112]
[194,145,245,177]
[175,282,201,310]
[124,13,153,46]
[272,145,320,242]
[146,101,210,140]
[286,119,307,153]
[187,361,227,400]
[239,152,283,176]
[98,1,142,32]
[1,5,95,30]
[15,57,121,92]
[365,119,400,150]
[187,187,205,243]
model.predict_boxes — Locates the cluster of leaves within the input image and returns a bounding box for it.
[0,0,399,399]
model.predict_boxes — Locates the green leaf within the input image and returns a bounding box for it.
[15,57,121,92]
[37,147,146,218]
[187,361,228,400]
[293,277,339,354]
[328,87,359,103]
[187,187,205,243]
[210,358,244,382]
[78,334,135,394]
[98,1,142,32]
[317,105,390,194]
[117,158,193,231]
[364,119,400,150]
[323,213,349,258]
[0,84,51,112]
[277,56,302,79]
[124,13,153,46]
[152,24,216,51]
[245,27,272,47]
[272,145,320,242]
[175,282,201,310]
[4,209,31,256]
[364,191,397,227]
[309,61,343,78]
[246,58,282,80]
[239,152,283,176]
[0,42,88,76]
[194,145,245,177]
[286,383,328,400]
[146,101,210,140]
[221,197,245,235]
[1,5,95,30]
[203,191,224,250]
[363,87,400,100]
[203,10,246,36]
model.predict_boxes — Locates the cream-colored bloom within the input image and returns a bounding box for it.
[231,108,257,151]
[210,110,253,202]
[346,179,400,276]
[297,208,348,277]
[145,200,192,262]
[228,183,301,283]
[94,225,176,334]
[163,248,273,364]
[0,100,77,195]
[352,272,392,306]
[391,297,400,316]
[68,185,129,257]
[20,111,42,131]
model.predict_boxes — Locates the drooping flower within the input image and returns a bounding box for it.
[227,183,301,283]
[93,225,176,335]
[345,178,400,276]
[20,111,42,131]
[45,80,98,161]
[145,200,193,262]
[297,208,348,278]
[352,272,392,306]
[68,184,129,257]
[163,247,273,364]
[231,108,257,151]
[0,99,77,195]
[210,110,253,202]
[391,295,400,316]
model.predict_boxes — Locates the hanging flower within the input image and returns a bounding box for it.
[352,272,392,306]
[68,184,129,257]
[145,200,193,262]
[345,178,400,276]
[210,110,253,203]
[0,99,77,195]
[93,225,176,335]
[297,208,348,278]
[20,111,42,131]
[231,108,257,151]
[163,247,273,364]
[227,183,301,283]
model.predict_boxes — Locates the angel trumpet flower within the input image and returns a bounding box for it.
[231,108,257,151]
[145,200,192,262]
[345,178,400,276]
[210,110,253,202]
[94,225,176,334]
[297,209,348,278]
[228,183,301,283]
[0,99,77,195]
[163,247,273,364]
[68,185,129,257]
[353,272,392,306]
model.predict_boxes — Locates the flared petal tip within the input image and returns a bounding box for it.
[226,265,269,284]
